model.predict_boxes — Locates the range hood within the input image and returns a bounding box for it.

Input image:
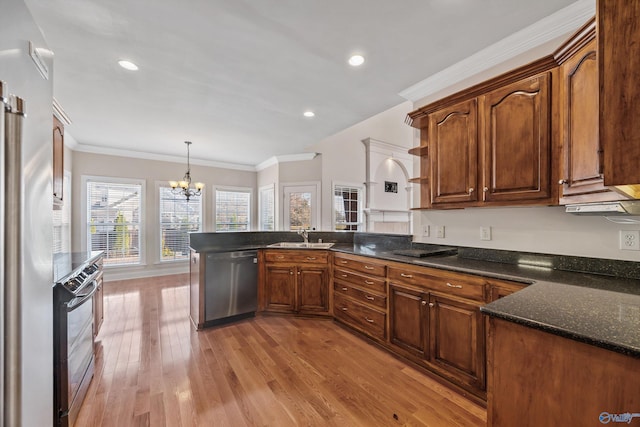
[566,200,640,216]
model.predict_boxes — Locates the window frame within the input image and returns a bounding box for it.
[157,182,204,263]
[332,182,363,231]
[82,175,146,267]
[258,183,275,231]
[213,185,253,232]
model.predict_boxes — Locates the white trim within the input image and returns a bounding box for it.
[81,174,146,265]
[53,97,72,125]
[399,0,595,102]
[73,143,257,171]
[255,152,318,171]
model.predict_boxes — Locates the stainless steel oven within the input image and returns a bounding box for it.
[54,258,101,427]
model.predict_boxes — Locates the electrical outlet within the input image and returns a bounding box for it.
[436,226,445,239]
[619,230,640,251]
[422,225,430,237]
[480,226,492,241]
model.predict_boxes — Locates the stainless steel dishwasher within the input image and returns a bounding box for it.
[204,250,258,324]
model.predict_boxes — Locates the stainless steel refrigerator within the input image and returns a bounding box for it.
[1,0,54,425]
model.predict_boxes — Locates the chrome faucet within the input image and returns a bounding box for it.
[297,228,309,244]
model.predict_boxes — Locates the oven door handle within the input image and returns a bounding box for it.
[67,280,98,312]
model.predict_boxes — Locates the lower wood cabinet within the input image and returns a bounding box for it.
[389,284,428,358]
[262,250,330,316]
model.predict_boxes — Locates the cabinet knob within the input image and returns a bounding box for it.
[290,271,293,275]
[429,302,435,308]
[468,188,474,194]
[421,300,427,305]
[483,187,488,192]
[297,271,301,275]
[558,179,567,185]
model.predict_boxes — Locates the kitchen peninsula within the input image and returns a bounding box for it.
[190,231,640,410]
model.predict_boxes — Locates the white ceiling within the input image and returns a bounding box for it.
[25,0,578,168]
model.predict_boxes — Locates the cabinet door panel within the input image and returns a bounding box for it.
[429,294,484,389]
[481,73,551,202]
[298,267,329,314]
[389,284,428,359]
[264,266,296,312]
[429,99,478,205]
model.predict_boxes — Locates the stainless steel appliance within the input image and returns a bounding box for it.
[204,251,258,325]
[53,254,103,427]
[1,2,55,424]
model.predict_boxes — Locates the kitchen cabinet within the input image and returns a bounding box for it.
[479,72,553,204]
[409,63,556,209]
[333,253,387,341]
[557,20,624,203]
[487,317,640,426]
[388,264,486,398]
[53,115,64,208]
[262,250,330,316]
[599,1,640,187]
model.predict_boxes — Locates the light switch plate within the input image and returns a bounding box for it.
[422,225,430,237]
[436,226,445,239]
[480,226,492,241]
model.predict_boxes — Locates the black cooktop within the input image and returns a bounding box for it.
[392,247,458,258]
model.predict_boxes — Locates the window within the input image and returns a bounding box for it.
[259,185,275,231]
[159,186,202,261]
[215,188,251,231]
[334,185,362,231]
[53,171,72,254]
[282,183,319,231]
[86,178,143,266]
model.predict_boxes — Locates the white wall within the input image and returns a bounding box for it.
[71,151,257,279]
[310,101,414,230]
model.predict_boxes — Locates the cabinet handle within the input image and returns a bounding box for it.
[277,255,285,259]
[364,266,374,270]
[341,307,348,311]
[340,260,348,264]
[364,317,374,323]
[365,295,375,301]
[306,257,317,260]
[342,287,348,291]
[400,273,413,278]
[429,302,435,308]
[364,280,374,285]
[468,187,474,194]
[341,274,348,278]
[558,179,567,185]
[446,282,463,289]
[421,300,427,305]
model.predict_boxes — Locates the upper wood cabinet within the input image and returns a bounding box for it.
[479,72,552,203]
[53,115,64,208]
[599,1,640,186]
[429,99,478,205]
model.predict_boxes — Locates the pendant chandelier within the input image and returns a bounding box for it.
[169,141,204,201]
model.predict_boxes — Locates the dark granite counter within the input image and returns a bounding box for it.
[189,231,640,357]
[53,251,104,283]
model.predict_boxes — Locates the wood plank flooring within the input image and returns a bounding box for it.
[76,274,486,426]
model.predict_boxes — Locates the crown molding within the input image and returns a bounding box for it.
[52,97,72,125]
[399,0,595,103]
[72,143,257,172]
[255,152,318,171]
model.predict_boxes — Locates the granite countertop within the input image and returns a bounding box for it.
[331,244,640,358]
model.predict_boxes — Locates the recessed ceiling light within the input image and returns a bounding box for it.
[303,111,315,118]
[348,55,365,67]
[118,60,139,71]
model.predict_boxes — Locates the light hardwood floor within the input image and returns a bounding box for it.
[76,274,486,426]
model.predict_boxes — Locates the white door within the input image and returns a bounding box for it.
[282,184,319,231]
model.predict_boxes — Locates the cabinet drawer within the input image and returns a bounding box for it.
[334,281,386,309]
[333,254,386,277]
[388,266,485,301]
[333,268,386,294]
[265,250,329,264]
[334,294,385,341]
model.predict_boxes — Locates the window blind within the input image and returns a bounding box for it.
[259,187,274,231]
[216,189,250,232]
[87,180,142,266]
[160,186,201,261]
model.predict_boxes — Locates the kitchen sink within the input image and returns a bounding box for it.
[267,242,335,249]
